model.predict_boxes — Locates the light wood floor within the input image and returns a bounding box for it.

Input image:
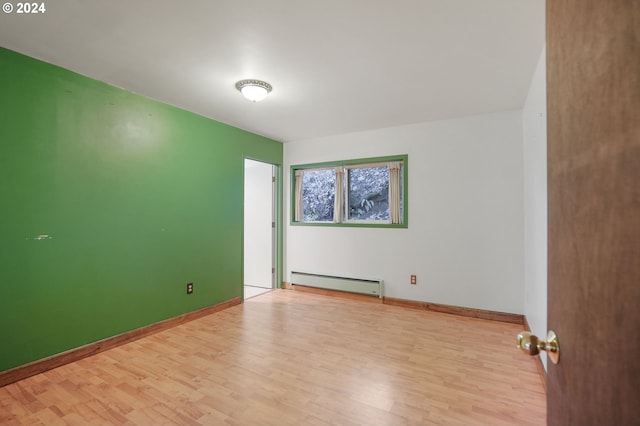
[244,285,272,300]
[0,290,545,425]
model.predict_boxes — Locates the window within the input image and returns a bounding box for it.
[292,155,407,227]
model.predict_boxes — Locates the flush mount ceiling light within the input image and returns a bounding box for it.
[235,79,272,102]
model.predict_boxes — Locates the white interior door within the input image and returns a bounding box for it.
[244,159,275,293]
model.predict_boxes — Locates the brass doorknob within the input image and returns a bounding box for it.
[516,330,560,364]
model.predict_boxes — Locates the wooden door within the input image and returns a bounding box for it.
[546,1,640,425]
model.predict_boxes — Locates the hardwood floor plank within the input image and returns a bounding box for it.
[0,290,544,425]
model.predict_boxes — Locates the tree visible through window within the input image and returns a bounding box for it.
[292,156,407,227]
[347,165,389,221]
[301,169,335,221]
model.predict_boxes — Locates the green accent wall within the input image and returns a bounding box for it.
[0,48,283,372]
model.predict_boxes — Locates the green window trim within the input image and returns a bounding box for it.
[290,154,408,228]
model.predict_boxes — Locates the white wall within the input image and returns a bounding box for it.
[523,48,548,368]
[284,110,525,314]
[244,159,274,288]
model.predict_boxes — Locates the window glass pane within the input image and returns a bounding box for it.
[302,169,335,221]
[347,166,390,221]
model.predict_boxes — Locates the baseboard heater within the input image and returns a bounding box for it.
[290,271,383,298]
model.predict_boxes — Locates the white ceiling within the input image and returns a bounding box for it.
[0,0,545,142]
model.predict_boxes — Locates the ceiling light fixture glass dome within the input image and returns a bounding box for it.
[235,79,272,102]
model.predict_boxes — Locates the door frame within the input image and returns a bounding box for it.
[242,156,283,297]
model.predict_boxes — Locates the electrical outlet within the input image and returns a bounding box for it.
[410,275,417,285]
[186,282,194,294]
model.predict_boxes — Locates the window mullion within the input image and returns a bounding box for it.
[342,166,348,222]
